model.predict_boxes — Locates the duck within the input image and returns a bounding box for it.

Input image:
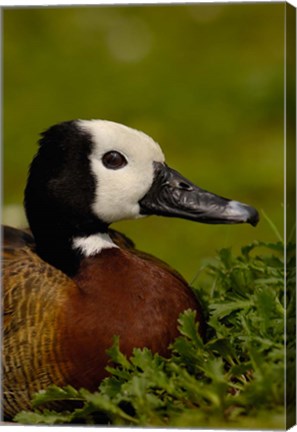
[3,119,259,420]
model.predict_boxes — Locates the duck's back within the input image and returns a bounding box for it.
[3,226,77,418]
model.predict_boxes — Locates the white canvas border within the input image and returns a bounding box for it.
[1,1,296,431]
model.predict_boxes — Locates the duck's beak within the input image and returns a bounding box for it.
[139,162,259,226]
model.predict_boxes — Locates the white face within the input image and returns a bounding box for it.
[78,120,165,224]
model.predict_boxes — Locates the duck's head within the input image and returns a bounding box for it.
[25,120,259,273]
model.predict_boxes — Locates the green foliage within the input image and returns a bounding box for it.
[15,241,293,428]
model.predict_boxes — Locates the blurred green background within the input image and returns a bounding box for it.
[3,3,285,281]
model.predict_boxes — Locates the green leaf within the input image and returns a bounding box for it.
[32,385,81,408]
[229,362,253,377]
[209,300,253,320]
[15,409,74,425]
[131,347,157,371]
[99,376,123,399]
[217,247,233,268]
[106,335,132,370]
[79,389,137,423]
[202,357,225,383]
[177,309,203,347]
[206,338,238,364]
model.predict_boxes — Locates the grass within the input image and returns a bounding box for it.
[14,239,295,428]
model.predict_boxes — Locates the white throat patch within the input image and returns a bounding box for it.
[72,233,118,256]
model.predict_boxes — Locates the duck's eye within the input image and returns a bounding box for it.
[102,151,127,170]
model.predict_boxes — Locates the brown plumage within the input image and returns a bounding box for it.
[3,120,258,420]
[3,226,202,419]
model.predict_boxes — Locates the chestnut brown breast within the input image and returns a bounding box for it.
[59,248,202,390]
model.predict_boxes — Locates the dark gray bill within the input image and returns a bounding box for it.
[139,162,259,226]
